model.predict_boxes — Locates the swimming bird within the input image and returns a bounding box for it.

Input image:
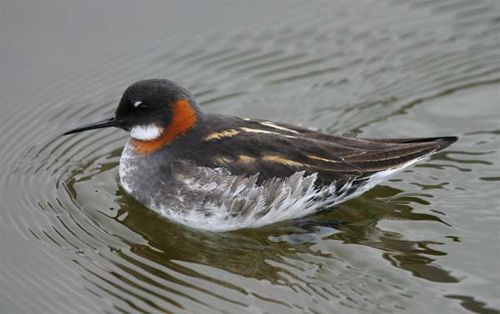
[63,79,457,231]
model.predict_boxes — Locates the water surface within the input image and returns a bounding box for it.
[1,1,499,313]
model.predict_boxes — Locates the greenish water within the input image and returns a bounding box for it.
[1,1,499,313]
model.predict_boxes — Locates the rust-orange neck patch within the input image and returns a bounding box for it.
[131,99,197,154]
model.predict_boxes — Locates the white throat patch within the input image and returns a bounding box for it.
[130,124,163,141]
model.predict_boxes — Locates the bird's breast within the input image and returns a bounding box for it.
[118,142,141,196]
[118,141,168,202]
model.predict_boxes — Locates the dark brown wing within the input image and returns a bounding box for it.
[176,115,457,184]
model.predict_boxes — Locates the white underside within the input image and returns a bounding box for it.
[162,170,348,231]
[119,142,434,232]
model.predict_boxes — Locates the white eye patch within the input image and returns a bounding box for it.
[130,124,163,141]
[133,100,143,108]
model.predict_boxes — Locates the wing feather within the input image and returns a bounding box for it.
[177,116,457,184]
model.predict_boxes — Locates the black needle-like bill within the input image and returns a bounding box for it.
[62,117,118,135]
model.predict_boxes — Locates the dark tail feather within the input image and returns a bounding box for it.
[348,136,458,174]
[370,136,458,151]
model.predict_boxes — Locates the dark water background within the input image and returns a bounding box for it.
[1,1,499,313]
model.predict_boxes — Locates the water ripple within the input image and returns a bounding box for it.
[1,0,500,313]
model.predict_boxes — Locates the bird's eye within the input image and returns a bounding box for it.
[133,100,146,110]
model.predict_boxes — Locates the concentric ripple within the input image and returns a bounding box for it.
[1,0,500,313]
